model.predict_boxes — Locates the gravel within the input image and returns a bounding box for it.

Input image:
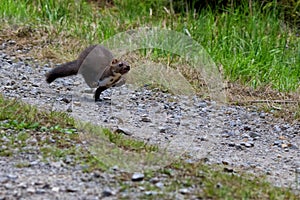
[0,41,299,198]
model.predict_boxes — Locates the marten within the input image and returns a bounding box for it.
[45,45,130,101]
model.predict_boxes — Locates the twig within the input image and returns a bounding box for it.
[237,100,299,105]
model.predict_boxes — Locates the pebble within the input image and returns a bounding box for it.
[0,42,299,199]
[249,131,261,138]
[141,116,152,123]
[131,172,144,182]
[102,188,115,197]
[155,182,164,189]
[7,174,18,180]
[114,127,132,136]
[158,126,168,133]
[179,188,190,194]
[65,186,79,193]
[52,187,60,192]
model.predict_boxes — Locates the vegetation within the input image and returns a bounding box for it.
[0,0,299,198]
[0,95,298,199]
[0,0,299,91]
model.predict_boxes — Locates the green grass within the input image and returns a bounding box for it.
[0,93,298,199]
[0,0,298,92]
[0,94,75,130]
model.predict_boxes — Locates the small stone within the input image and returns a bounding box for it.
[141,116,152,122]
[111,165,119,171]
[195,102,207,108]
[36,189,46,194]
[222,160,229,165]
[145,191,158,196]
[82,88,94,93]
[277,154,282,158]
[26,187,36,193]
[52,187,60,192]
[274,125,281,132]
[4,183,13,190]
[278,135,286,140]
[259,112,266,118]
[223,167,234,173]
[73,81,81,86]
[50,161,62,168]
[103,96,111,100]
[93,171,102,178]
[249,131,260,138]
[59,97,71,104]
[8,40,16,45]
[179,188,190,194]
[273,140,282,146]
[138,186,145,191]
[244,142,254,148]
[27,138,38,145]
[18,182,27,189]
[149,177,160,184]
[235,144,244,150]
[228,142,235,147]
[216,182,223,188]
[80,174,92,182]
[114,127,132,136]
[73,101,81,106]
[66,105,72,112]
[102,188,115,197]
[221,130,234,138]
[155,182,164,189]
[158,126,167,133]
[7,174,18,180]
[243,125,251,131]
[65,186,79,193]
[131,172,144,182]
[229,121,236,127]
[0,177,9,184]
[289,144,298,149]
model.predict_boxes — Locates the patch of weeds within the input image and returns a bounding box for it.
[46,125,77,134]
[0,95,75,129]
[79,123,158,153]
[105,128,158,152]
[16,131,30,146]
[40,146,72,160]
[157,161,298,199]
[80,154,108,172]
[0,120,39,130]
[15,161,31,168]
[0,96,158,172]
[294,104,300,120]
[0,149,13,157]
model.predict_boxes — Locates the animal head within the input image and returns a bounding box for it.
[111,59,130,75]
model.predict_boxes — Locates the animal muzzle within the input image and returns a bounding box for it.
[121,65,130,74]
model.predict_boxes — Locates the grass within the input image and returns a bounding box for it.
[0,1,299,198]
[0,0,299,92]
[0,92,299,199]
[0,94,75,130]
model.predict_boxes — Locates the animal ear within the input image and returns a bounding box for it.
[111,59,118,64]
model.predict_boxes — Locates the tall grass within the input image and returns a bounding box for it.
[0,0,299,91]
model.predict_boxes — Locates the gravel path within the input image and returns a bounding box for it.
[0,41,299,198]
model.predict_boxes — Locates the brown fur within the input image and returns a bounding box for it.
[45,45,130,101]
[45,45,98,83]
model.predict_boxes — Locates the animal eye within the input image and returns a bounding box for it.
[118,63,123,67]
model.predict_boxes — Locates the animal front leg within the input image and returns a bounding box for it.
[94,86,108,102]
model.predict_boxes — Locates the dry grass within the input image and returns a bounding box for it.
[1,24,299,122]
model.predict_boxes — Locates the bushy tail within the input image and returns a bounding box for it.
[45,60,79,83]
